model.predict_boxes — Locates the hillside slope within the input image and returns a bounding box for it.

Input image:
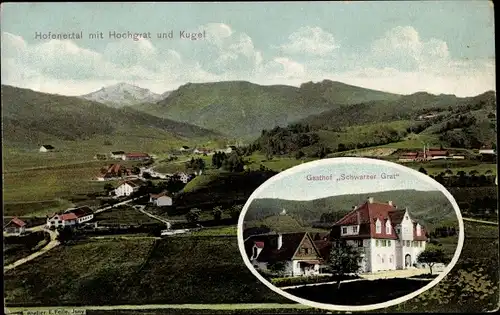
[1,85,219,146]
[137,80,401,138]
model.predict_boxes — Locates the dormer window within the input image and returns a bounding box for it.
[342,227,347,234]
[386,221,391,234]
[352,226,358,233]
[375,219,382,234]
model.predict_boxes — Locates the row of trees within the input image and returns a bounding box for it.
[185,204,244,223]
[418,167,497,187]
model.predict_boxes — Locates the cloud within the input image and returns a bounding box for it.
[279,26,339,56]
[0,25,495,97]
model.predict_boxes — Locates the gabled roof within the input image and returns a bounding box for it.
[4,217,26,228]
[313,239,332,259]
[56,213,79,221]
[150,191,171,199]
[64,206,93,217]
[426,150,448,156]
[244,232,313,263]
[117,179,145,188]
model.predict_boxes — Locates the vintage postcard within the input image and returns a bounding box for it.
[2,2,498,314]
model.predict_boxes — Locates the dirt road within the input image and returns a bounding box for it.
[4,228,59,272]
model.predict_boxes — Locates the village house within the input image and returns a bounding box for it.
[398,152,419,162]
[113,179,145,197]
[96,163,132,181]
[110,151,126,159]
[46,206,94,228]
[149,191,173,207]
[215,145,237,154]
[425,149,449,160]
[479,145,496,155]
[193,148,213,155]
[244,232,324,277]
[3,217,27,235]
[122,152,151,161]
[39,145,55,153]
[330,197,427,273]
[179,146,190,152]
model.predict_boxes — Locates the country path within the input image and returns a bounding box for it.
[462,217,498,225]
[4,228,59,272]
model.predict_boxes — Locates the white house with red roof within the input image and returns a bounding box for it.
[3,217,27,235]
[331,197,427,273]
[122,152,151,161]
[46,206,94,228]
[149,191,173,207]
[114,179,145,197]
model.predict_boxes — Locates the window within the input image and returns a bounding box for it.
[342,227,347,234]
[352,226,358,233]
[376,220,382,234]
[376,240,380,247]
[389,255,393,263]
[382,254,386,263]
[406,240,411,247]
[357,240,363,247]
[304,248,309,254]
[386,223,391,234]
[387,240,391,246]
[382,240,387,247]
[396,227,401,234]
[377,254,382,264]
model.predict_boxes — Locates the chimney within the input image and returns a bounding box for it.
[368,197,374,204]
[277,233,283,250]
[388,200,393,206]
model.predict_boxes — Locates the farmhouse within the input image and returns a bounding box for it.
[3,217,27,235]
[114,179,145,197]
[330,197,427,273]
[149,191,173,207]
[215,146,237,154]
[479,145,496,155]
[46,206,94,228]
[39,145,55,152]
[123,152,151,161]
[425,149,449,160]
[179,146,190,152]
[193,148,212,155]
[398,152,419,162]
[96,163,132,181]
[110,151,125,159]
[244,232,323,277]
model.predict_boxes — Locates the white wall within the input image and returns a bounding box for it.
[115,183,134,197]
[369,238,397,272]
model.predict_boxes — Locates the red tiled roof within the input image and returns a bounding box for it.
[6,217,26,228]
[401,152,418,157]
[150,191,171,198]
[58,213,78,221]
[333,199,427,241]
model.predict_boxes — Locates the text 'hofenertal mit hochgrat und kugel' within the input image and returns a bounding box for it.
[34,30,207,41]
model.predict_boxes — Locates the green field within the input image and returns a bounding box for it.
[94,206,161,225]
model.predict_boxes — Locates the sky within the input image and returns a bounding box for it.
[256,161,437,201]
[1,2,495,96]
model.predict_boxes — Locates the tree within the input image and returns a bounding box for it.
[56,226,74,244]
[229,204,243,220]
[103,183,114,194]
[337,143,346,152]
[294,150,305,160]
[268,261,287,276]
[418,167,428,175]
[185,208,201,223]
[223,152,244,172]
[328,242,363,289]
[212,206,222,221]
[417,247,447,275]
[142,172,152,179]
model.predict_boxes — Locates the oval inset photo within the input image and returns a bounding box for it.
[237,157,464,312]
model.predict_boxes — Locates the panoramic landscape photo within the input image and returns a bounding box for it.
[242,160,462,307]
[2,2,498,314]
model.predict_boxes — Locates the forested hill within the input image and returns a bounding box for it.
[134,80,401,138]
[1,85,219,146]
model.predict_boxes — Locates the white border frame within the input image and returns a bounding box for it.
[237,157,465,312]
